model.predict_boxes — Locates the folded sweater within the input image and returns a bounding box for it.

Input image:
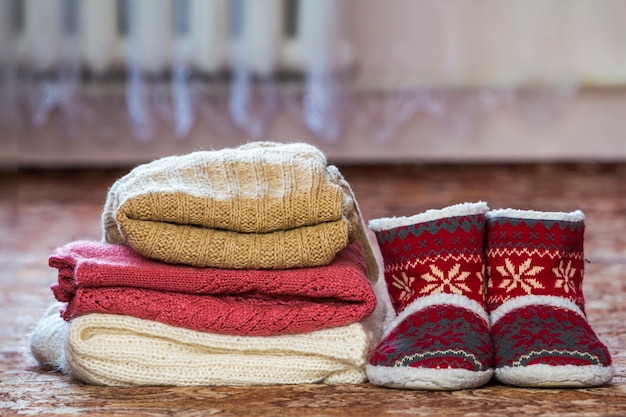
[31,303,375,386]
[101,141,378,278]
[49,240,377,336]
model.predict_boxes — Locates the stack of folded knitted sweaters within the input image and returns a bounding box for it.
[31,142,381,386]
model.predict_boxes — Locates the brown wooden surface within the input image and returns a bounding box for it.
[2,163,625,416]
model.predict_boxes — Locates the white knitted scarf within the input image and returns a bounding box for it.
[31,303,379,386]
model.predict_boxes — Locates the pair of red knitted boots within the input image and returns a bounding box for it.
[368,202,613,390]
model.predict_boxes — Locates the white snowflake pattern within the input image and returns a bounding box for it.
[391,272,415,302]
[420,263,471,295]
[495,258,544,294]
[554,259,577,294]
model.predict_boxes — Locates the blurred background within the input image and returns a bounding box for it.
[2,0,626,168]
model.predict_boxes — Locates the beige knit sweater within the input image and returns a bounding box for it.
[102,142,377,277]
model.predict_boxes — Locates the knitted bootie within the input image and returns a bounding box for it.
[486,208,614,387]
[366,202,493,390]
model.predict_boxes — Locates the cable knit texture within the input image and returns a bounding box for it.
[31,303,374,386]
[49,240,377,336]
[101,141,377,277]
[486,209,614,387]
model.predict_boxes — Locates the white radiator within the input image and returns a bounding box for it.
[5,0,353,142]
[11,0,352,74]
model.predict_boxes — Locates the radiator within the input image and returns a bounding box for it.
[4,0,351,141]
[10,0,351,74]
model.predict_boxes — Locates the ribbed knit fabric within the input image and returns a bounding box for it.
[366,202,493,390]
[49,240,377,336]
[31,303,375,386]
[486,208,614,387]
[102,141,377,277]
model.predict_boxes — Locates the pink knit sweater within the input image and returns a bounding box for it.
[50,241,377,336]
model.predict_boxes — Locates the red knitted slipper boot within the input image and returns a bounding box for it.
[486,209,614,387]
[366,202,493,390]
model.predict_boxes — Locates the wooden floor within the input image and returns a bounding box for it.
[2,163,626,416]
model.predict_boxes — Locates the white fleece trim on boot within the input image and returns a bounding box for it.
[369,201,489,232]
[382,293,489,339]
[486,208,584,222]
[495,364,614,388]
[490,295,585,326]
[367,364,493,391]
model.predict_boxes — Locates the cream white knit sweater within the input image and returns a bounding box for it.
[31,303,380,386]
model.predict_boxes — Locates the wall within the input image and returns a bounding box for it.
[8,0,626,167]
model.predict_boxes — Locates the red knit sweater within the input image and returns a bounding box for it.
[50,241,377,336]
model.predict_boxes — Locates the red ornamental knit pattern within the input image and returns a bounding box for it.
[373,214,486,313]
[369,304,493,372]
[485,216,586,312]
[492,304,612,368]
